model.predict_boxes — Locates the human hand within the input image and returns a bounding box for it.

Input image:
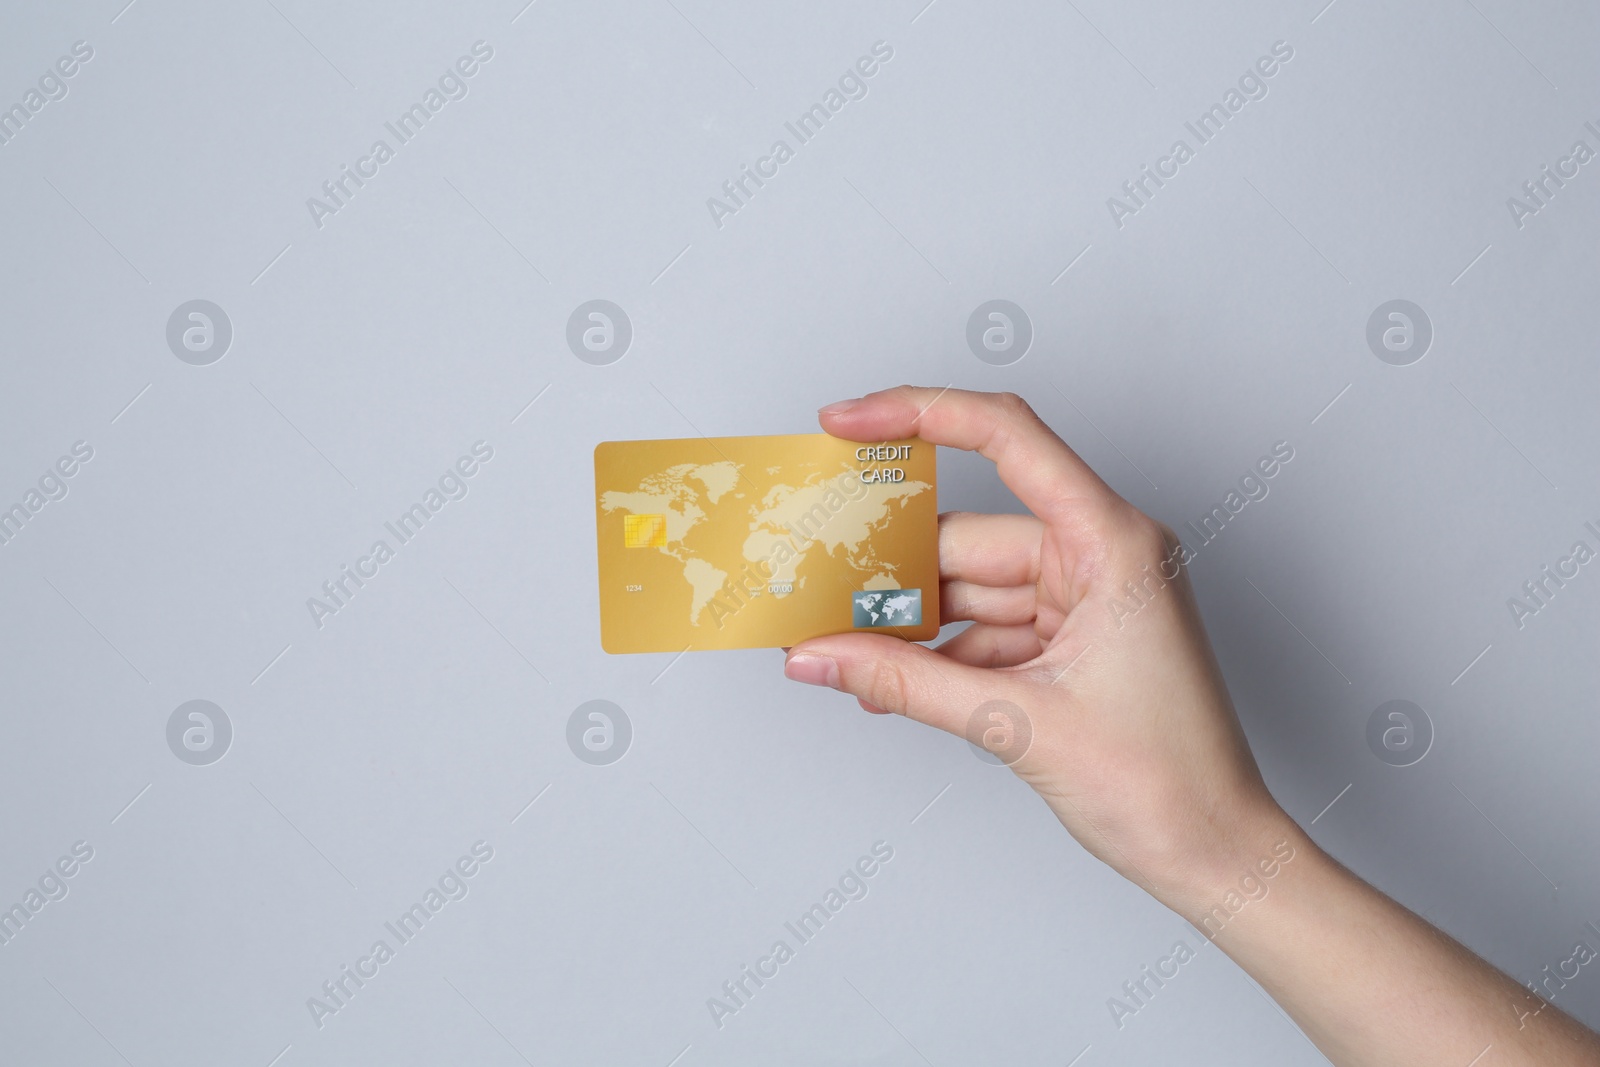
[784,386,1291,911]
[784,388,1600,1066]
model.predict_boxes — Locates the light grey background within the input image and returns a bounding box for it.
[2,0,1597,1063]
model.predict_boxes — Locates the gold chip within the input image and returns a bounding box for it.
[623,513,667,548]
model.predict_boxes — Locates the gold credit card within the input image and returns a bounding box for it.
[594,434,939,653]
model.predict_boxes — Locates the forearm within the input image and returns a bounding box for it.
[1162,809,1600,1066]
[799,387,1600,1061]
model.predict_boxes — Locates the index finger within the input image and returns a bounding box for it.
[818,386,1122,528]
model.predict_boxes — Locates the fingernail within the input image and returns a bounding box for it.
[818,398,860,416]
[784,653,840,688]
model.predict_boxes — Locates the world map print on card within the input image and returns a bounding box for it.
[594,435,939,652]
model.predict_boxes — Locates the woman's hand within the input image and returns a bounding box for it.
[784,386,1600,1067]
[784,385,1287,911]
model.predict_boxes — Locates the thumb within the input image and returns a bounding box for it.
[784,633,1009,738]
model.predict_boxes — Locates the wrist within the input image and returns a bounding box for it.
[1152,799,1321,924]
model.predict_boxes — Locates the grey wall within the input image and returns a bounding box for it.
[2,1,1597,1064]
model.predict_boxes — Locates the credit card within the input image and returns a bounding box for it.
[594,434,939,653]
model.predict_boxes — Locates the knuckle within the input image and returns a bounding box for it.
[1114,515,1188,587]
[1124,515,1172,564]
[865,655,913,713]
[994,390,1036,421]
